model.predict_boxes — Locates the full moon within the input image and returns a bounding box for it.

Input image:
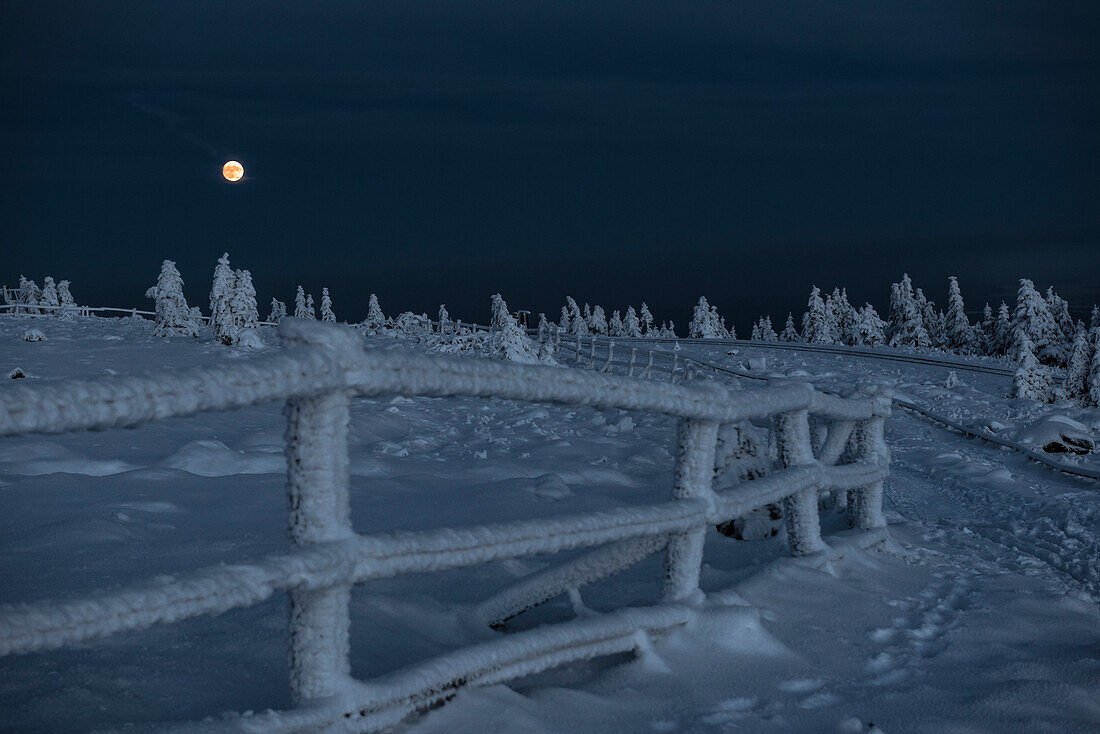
[222,160,244,182]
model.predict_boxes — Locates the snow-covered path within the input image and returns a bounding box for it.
[1,319,1098,733]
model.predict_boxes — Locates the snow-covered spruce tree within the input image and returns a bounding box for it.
[226,269,263,347]
[293,286,308,319]
[304,293,317,320]
[1012,278,1064,365]
[690,296,725,338]
[779,313,799,342]
[993,301,1012,355]
[320,287,336,322]
[40,277,59,313]
[558,305,571,333]
[1045,287,1074,344]
[944,276,976,354]
[145,259,200,337]
[750,319,762,341]
[489,294,553,365]
[801,286,831,344]
[608,309,623,337]
[565,296,588,337]
[888,275,930,349]
[589,305,608,335]
[854,304,887,346]
[915,288,944,348]
[1089,336,1100,408]
[1065,324,1091,401]
[536,312,550,342]
[210,253,235,342]
[1011,334,1052,402]
[640,302,655,335]
[57,279,75,314]
[267,298,287,324]
[760,315,778,342]
[978,303,995,355]
[622,306,642,337]
[18,276,40,314]
[1091,305,1100,332]
[824,288,844,344]
[439,304,451,334]
[838,288,857,345]
[362,293,386,334]
[660,321,677,338]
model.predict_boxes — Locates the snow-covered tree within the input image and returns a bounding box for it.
[802,286,831,344]
[888,275,930,349]
[268,298,287,324]
[145,260,201,337]
[780,313,800,342]
[57,279,75,312]
[18,276,42,314]
[944,276,976,354]
[565,297,588,337]
[978,303,995,355]
[1012,279,1064,365]
[40,277,59,312]
[293,286,308,319]
[226,269,263,348]
[992,301,1012,355]
[363,293,386,334]
[210,253,234,342]
[1091,305,1100,332]
[1089,337,1100,408]
[320,287,336,322]
[589,305,608,335]
[823,288,850,344]
[1010,334,1051,402]
[608,309,624,337]
[689,296,729,339]
[558,305,571,333]
[660,321,677,338]
[622,306,642,337]
[914,288,944,348]
[854,304,886,346]
[304,293,316,320]
[490,294,553,365]
[751,316,777,342]
[639,303,655,335]
[1045,287,1074,344]
[536,312,550,342]
[1065,324,1091,401]
[438,304,451,334]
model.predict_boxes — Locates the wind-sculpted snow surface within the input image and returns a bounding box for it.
[0,319,889,733]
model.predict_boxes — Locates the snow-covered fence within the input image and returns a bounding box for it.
[0,320,890,732]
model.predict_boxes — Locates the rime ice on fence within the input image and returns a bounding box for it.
[0,319,890,733]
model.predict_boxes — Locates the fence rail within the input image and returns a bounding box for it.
[0,319,890,733]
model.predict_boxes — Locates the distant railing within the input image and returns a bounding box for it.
[0,320,890,733]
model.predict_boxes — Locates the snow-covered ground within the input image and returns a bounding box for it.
[1,317,1098,733]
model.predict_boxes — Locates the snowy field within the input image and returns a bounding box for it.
[1,317,1099,734]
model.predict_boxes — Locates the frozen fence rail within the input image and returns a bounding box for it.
[0,320,891,733]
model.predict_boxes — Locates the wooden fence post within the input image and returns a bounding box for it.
[282,326,355,703]
[775,409,827,556]
[662,418,719,602]
[851,409,888,530]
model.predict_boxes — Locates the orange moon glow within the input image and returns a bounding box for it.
[222,160,244,182]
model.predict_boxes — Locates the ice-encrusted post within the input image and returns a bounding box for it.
[775,409,827,556]
[662,418,719,602]
[850,398,890,530]
[281,320,356,703]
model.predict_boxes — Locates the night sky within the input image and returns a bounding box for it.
[2,2,1098,330]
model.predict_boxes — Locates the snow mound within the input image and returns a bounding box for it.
[0,441,136,476]
[160,440,286,476]
[1014,415,1095,455]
